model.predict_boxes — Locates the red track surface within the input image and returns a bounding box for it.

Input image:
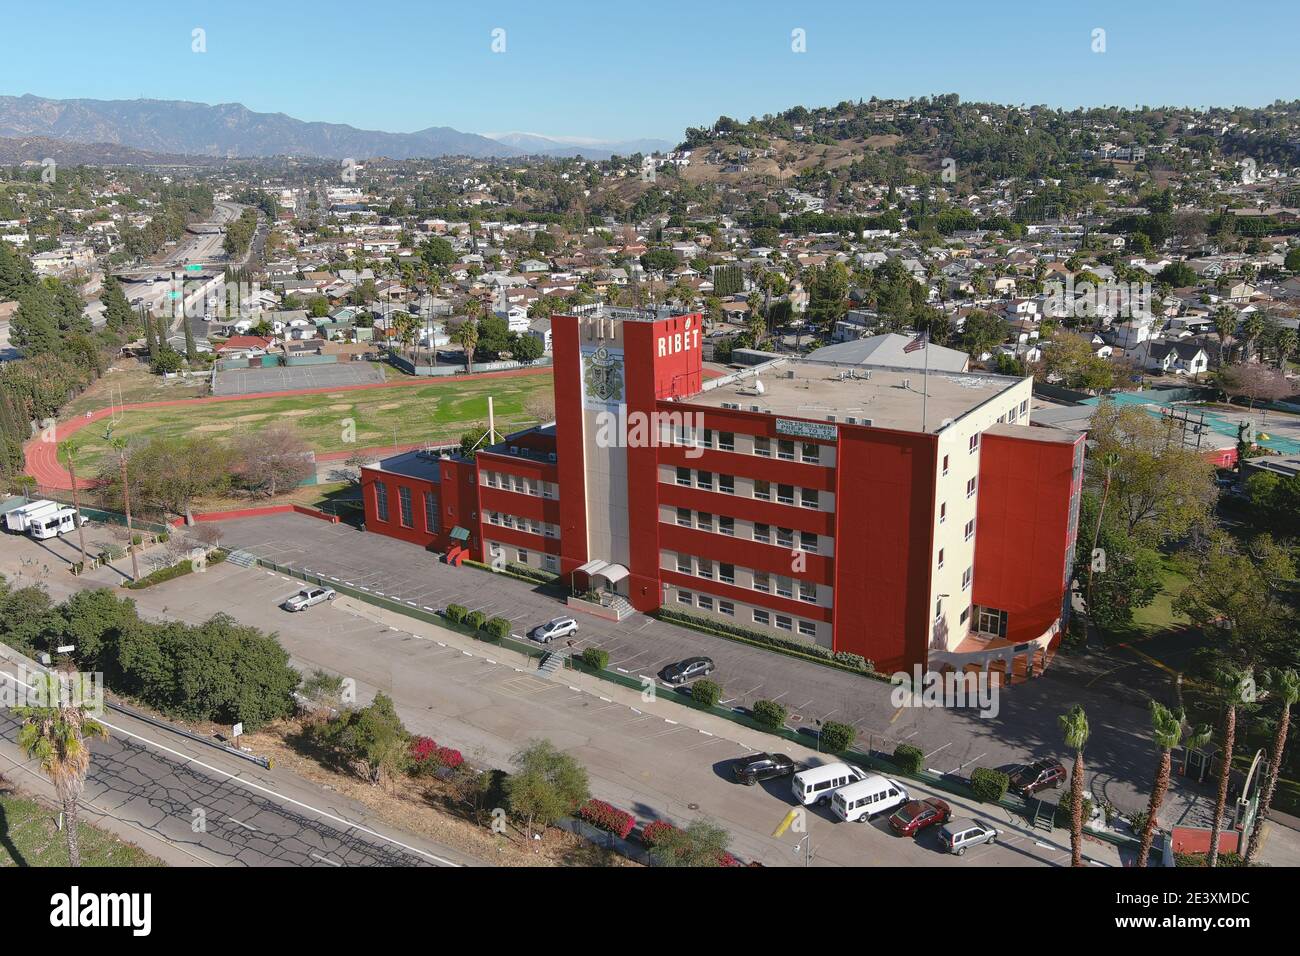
[24,366,551,491]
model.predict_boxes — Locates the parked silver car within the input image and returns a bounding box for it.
[283,586,336,612]
[938,818,999,855]
[531,617,578,643]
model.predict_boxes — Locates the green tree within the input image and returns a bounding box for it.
[961,310,1008,359]
[15,670,108,867]
[504,739,590,838]
[1059,704,1090,867]
[1136,702,1184,867]
[313,692,408,784]
[650,818,734,867]
[453,318,479,373]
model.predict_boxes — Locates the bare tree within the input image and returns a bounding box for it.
[234,424,314,498]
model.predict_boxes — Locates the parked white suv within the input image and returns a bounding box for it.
[531,617,578,643]
[283,586,336,612]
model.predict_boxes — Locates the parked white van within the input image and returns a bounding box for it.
[28,507,85,540]
[5,499,59,534]
[830,774,910,822]
[790,762,867,806]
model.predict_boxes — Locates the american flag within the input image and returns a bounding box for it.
[903,330,927,353]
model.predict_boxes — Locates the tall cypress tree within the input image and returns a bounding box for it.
[184,314,198,364]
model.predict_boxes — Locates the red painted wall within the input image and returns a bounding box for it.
[832,426,937,674]
[551,315,590,579]
[973,430,1083,645]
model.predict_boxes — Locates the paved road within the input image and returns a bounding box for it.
[212,513,1208,822]
[0,669,467,868]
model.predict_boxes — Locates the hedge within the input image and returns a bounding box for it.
[581,647,609,670]
[577,799,636,840]
[971,767,1010,803]
[819,720,856,753]
[122,550,228,590]
[892,743,925,775]
[692,679,722,707]
[751,699,787,729]
[445,604,468,624]
[484,616,512,641]
[655,606,878,677]
[464,610,486,631]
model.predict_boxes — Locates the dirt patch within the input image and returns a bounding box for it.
[234,413,270,422]
[328,403,353,411]
[375,402,401,410]
[277,409,313,417]
[193,422,236,432]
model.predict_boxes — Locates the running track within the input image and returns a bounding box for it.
[24,366,552,491]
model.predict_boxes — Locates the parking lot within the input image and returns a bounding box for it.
[211,362,385,396]
[210,512,1207,825]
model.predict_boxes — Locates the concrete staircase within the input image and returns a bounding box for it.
[538,649,569,678]
[226,549,258,568]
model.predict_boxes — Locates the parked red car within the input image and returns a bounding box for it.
[1010,759,1067,796]
[888,797,951,836]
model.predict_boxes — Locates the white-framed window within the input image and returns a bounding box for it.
[678,589,694,605]
[775,575,793,599]
[799,581,817,603]
[719,600,735,617]
[962,566,972,591]
[964,519,975,542]
[937,548,945,570]
[969,433,980,454]
[777,484,795,505]
[676,507,692,527]
[1008,405,1017,423]
[696,512,713,532]
[697,559,714,580]
[719,562,735,584]
[697,595,714,612]
[798,620,816,637]
[719,474,735,495]
[776,527,794,549]
[800,531,818,554]
[696,470,713,490]
[801,488,819,509]
[778,439,796,461]
[754,436,771,457]
[935,597,944,620]
[801,443,820,464]
[719,431,735,452]
[966,476,977,499]
[719,516,735,537]
[1020,399,1029,417]
[752,609,770,626]
[775,614,793,632]
[677,554,692,574]
[942,454,949,476]
[517,549,529,563]
[676,467,691,486]
[754,479,771,501]
[753,571,770,593]
[939,501,946,524]
[543,554,559,572]
[754,523,771,544]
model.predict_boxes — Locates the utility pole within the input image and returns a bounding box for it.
[119,449,140,583]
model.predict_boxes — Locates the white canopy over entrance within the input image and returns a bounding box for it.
[576,559,629,586]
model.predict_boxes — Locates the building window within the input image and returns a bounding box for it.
[935,597,944,620]
[678,589,694,605]
[754,479,771,501]
[942,454,949,476]
[696,470,713,490]
[939,501,946,524]
[719,474,735,495]
[753,571,770,593]
[777,484,795,505]
[775,614,793,632]
[697,559,714,580]
[969,433,980,454]
[719,516,734,536]
[960,605,970,625]
[543,554,559,572]
[423,492,439,533]
[754,523,770,544]
[676,507,692,527]
[677,554,691,573]
[1020,399,1029,417]
[719,600,735,617]
[798,620,816,638]
[697,512,713,532]
[754,436,771,457]
[799,581,817,603]
[700,428,714,450]
[1008,405,1017,423]
[778,439,796,461]
[799,531,818,554]
[752,609,770,626]
[801,443,820,463]
[776,527,794,549]
[719,431,735,452]
[800,488,819,509]
[962,566,972,591]
[374,480,389,522]
[964,519,975,542]
[775,576,793,599]
[697,595,714,612]
[517,549,528,563]
[719,562,735,584]
[978,606,1008,638]
[676,466,691,486]
[966,476,977,499]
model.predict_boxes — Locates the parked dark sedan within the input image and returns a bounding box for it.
[888,797,951,836]
[1010,758,1067,795]
[732,752,797,786]
[661,656,714,685]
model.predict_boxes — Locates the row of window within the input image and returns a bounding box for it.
[675,588,820,638]
[481,470,558,500]
[673,553,820,604]
[485,510,560,538]
[670,427,826,465]
[373,481,440,534]
[672,467,822,509]
[672,507,820,552]
[487,543,560,573]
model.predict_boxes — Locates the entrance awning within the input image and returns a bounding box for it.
[449,525,471,541]
[575,559,629,585]
[576,558,609,576]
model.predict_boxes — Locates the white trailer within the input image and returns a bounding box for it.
[28,507,85,540]
[4,499,59,534]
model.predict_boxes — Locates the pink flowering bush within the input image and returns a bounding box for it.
[577,799,636,839]
[408,736,465,775]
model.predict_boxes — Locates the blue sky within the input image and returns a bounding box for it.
[3,1,1297,142]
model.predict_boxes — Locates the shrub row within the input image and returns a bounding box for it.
[751,699,788,729]
[971,767,1010,803]
[581,647,609,670]
[441,605,512,642]
[577,799,636,839]
[892,743,925,775]
[122,550,227,590]
[408,736,465,775]
[654,607,877,676]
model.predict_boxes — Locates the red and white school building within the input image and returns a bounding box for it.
[361,307,1084,677]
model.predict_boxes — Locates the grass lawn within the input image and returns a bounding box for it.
[1104,557,1192,642]
[68,371,553,473]
[63,360,211,418]
[0,786,162,866]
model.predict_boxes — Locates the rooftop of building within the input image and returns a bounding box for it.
[561,304,698,324]
[362,448,444,482]
[681,357,1024,434]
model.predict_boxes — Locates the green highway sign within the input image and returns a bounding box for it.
[185,264,203,271]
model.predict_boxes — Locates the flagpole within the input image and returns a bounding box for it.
[921,330,929,433]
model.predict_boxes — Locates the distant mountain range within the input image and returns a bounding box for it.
[0,134,222,167]
[484,131,675,159]
[0,94,670,162]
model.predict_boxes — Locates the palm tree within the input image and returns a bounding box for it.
[453,318,479,374]
[16,670,108,866]
[1274,327,1297,370]
[108,435,140,583]
[1137,702,1184,866]
[1059,704,1091,867]
[1240,312,1266,364]
[1212,306,1237,366]
[1245,668,1299,865]
[58,438,90,569]
[1207,664,1250,867]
